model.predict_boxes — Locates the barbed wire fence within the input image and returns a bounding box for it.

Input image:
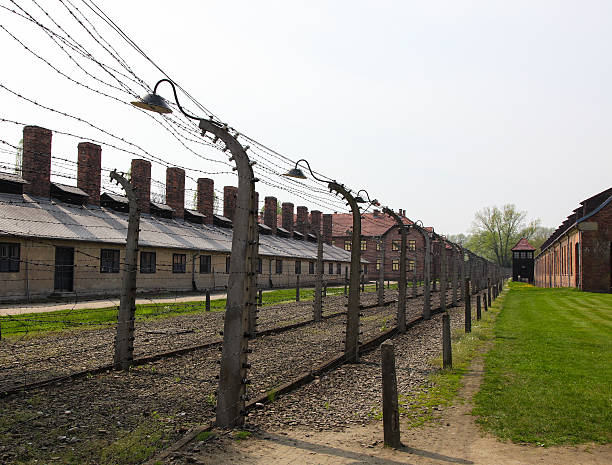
[0,1,510,462]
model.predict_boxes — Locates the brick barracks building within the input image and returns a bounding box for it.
[535,186,612,293]
[330,210,438,283]
[0,125,356,302]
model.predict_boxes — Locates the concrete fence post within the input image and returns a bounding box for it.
[258,289,263,306]
[476,294,481,320]
[381,341,401,449]
[442,313,452,369]
[483,292,488,312]
[296,275,300,302]
[464,278,472,333]
[378,239,385,307]
[440,242,447,312]
[451,248,458,306]
[206,289,211,311]
[111,170,140,371]
[487,277,492,307]
[314,231,323,322]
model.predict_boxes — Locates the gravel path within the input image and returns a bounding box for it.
[0,287,465,464]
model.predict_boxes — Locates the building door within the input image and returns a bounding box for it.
[54,247,74,292]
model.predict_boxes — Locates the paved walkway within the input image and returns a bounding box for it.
[0,291,234,316]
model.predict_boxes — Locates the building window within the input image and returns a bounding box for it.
[140,251,156,274]
[100,249,120,273]
[514,251,520,258]
[309,261,315,274]
[408,259,416,272]
[257,258,262,274]
[276,259,283,274]
[408,240,416,251]
[199,254,211,274]
[295,260,302,275]
[0,242,20,272]
[344,240,351,251]
[328,262,334,274]
[173,253,187,273]
[392,259,399,271]
[226,256,231,273]
[376,259,381,271]
[392,240,400,251]
[360,240,367,251]
[336,263,341,275]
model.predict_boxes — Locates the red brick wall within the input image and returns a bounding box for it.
[130,159,151,214]
[264,196,278,234]
[166,167,185,219]
[197,178,214,224]
[77,142,101,206]
[22,125,52,198]
[581,202,612,292]
[223,186,237,221]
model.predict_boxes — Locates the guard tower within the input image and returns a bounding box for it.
[511,238,536,283]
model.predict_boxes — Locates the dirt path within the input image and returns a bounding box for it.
[177,355,612,465]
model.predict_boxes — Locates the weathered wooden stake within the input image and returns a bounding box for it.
[464,278,472,333]
[442,313,452,369]
[476,294,481,320]
[381,341,401,448]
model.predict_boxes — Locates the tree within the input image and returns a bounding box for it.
[466,204,539,268]
[447,233,468,246]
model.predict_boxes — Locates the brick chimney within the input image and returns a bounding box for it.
[264,196,278,234]
[130,159,151,214]
[197,177,214,224]
[323,213,333,245]
[282,202,294,236]
[223,186,237,221]
[77,142,101,206]
[311,210,322,235]
[166,167,185,219]
[296,206,309,237]
[22,125,52,198]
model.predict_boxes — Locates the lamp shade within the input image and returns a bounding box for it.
[131,93,173,114]
[283,167,307,179]
[354,196,366,203]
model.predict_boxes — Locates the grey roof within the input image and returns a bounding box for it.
[150,201,174,212]
[0,172,28,184]
[102,192,128,204]
[51,182,89,197]
[0,193,358,262]
[185,209,206,218]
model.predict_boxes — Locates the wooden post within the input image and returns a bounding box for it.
[442,313,452,369]
[381,341,401,448]
[205,289,211,311]
[464,278,471,333]
[476,294,481,320]
[483,292,488,312]
[111,170,140,371]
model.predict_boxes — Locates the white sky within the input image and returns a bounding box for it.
[1,0,611,235]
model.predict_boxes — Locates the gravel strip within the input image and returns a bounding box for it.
[0,287,469,464]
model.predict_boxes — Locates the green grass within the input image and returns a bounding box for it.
[473,282,612,446]
[399,294,502,429]
[0,280,411,338]
[0,285,351,338]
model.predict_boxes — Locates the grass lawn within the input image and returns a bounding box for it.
[473,282,612,446]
